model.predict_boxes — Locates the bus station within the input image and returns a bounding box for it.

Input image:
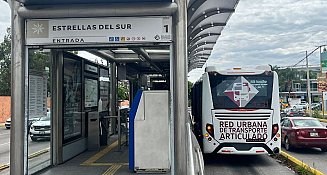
[6,0,238,174]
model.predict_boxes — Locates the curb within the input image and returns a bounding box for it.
[0,164,9,171]
[280,151,324,175]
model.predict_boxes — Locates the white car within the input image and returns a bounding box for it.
[30,114,50,141]
[291,102,308,110]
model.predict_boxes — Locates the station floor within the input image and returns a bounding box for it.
[37,136,170,175]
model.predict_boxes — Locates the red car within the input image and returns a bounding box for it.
[281,117,327,152]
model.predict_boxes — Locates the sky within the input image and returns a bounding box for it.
[1,0,327,82]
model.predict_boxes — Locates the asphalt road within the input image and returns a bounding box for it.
[204,154,295,175]
[0,127,50,174]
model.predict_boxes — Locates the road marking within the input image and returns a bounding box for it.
[90,163,128,166]
[280,151,324,175]
[28,147,50,159]
[102,164,122,175]
[81,140,119,166]
[0,142,10,146]
[0,164,9,171]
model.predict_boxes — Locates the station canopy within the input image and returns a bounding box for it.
[16,0,172,6]
[15,0,238,80]
[187,0,239,71]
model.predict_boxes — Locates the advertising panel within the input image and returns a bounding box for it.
[317,73,327,92]
[26,16,172,45]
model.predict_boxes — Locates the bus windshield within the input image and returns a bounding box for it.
[209,72,273,109]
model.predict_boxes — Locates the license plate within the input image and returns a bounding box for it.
[39,131,45,134]
[310,132,318,137]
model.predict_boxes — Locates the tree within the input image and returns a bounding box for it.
[0,27,51,96]
[273,66,317,92]
[0,28,11,96]
[118,81,129,100]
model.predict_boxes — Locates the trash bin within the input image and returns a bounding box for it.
[88,111,100,150]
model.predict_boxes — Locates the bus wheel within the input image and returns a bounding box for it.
[285,137,292,151]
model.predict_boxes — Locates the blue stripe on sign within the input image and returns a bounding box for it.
[129,89,143,171]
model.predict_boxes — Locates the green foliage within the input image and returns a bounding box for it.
[312,109,322,119]
[118,82,129,100]
[273,66,317,92]
[0,28,11,96]
[295,165,315,175]
[0,27,51,96]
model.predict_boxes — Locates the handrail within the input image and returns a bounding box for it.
[186,122,196,175]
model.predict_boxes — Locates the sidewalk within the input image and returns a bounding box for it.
[0,123,4,127]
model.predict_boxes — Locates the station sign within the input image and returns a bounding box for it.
[26,16,172,45]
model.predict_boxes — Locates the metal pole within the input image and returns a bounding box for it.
[110,62,117,134]
[306,51,312,116]
[10,0,27,174]
[320,47,325,118]
[173,0,188,174]
[117,108,121,151]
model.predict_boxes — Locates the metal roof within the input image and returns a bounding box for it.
[14,0,239,75]
[187,0,239,71]
[16,0,172,6]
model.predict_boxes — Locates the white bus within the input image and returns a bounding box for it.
[191,66,281,155]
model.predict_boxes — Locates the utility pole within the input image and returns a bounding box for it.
[320,46,325,118]
[306,51,312,116]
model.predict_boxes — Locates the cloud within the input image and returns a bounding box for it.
[0,1,11,42]
[188,0,327,81]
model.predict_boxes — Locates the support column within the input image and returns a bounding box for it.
[10,0,27,174]
[51,50,64,165]
[110,62,117,133]
[173,0,188,174]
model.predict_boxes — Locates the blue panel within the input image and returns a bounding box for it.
[128,89,143,171]
[17,0,172,6]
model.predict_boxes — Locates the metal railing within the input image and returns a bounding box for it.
[186,119,204,175]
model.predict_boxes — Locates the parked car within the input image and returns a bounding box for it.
[4,117,40,130]
[281,117,327,152]
[5,118,11,129]
[291,102,308,110]
[286,108,306,117]
[30,114,50,141]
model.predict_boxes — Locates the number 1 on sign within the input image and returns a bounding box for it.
[164,25,169,33]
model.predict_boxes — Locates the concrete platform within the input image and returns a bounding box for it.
[37,136,170,175]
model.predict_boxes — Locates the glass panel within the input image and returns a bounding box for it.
[209,72,273,109]
[99,68,109,112]
[28,49,51,174]
[63,57,82,143]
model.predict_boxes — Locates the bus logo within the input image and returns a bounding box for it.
[224,76,258,107]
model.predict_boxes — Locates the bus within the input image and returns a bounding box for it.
[191,66,281,155]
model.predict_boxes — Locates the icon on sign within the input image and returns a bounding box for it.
[137,37,141,40]
[121,37,126,41]
[154,35,160,40]
[126,37,130,41]
[132,37,136,41]
[142,37,146,40]
[115,37,120,41]
[109,37,114,41]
